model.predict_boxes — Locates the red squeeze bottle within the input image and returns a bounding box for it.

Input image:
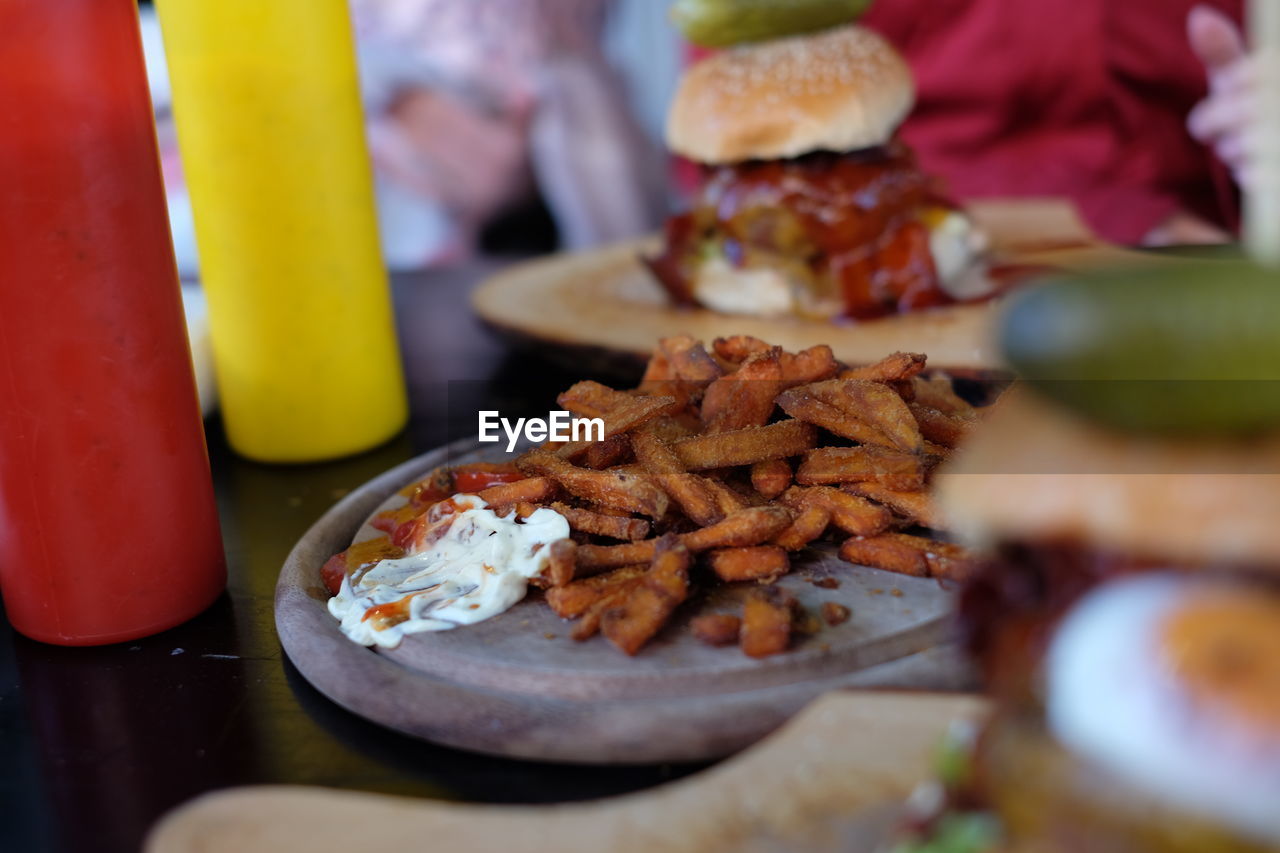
[0,0,226,645]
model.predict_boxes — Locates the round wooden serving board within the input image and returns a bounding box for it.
[471,198,1160,376]
[276,438,969,764]
[148,691,990,853]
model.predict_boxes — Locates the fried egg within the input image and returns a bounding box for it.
[1046,573,1280,846]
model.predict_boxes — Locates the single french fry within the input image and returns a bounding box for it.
[839,352,927,383]
[575,505,795,572]
[779,345,840,386]
[680,505,794,551]
[571,584,639,641]
[912,538,976,580]
[751,458,792,499]
[631,428,687,475]
[662,335,723,384]
[549,502,650,541]
[643,413,700,444]
[741,586,794,658]
[583,501,636,518]
[838,534,928,577]
[518,452,669,519]
[908,403,975,448]
[839,532,976,580]
[601,535,691,655]
[660,473,727,526]
[771,504,831,551]
[556,380,634,418]
[520,502,542,518]
[889,378,916,403]
[603,463,647,480]
[582,433,632,470]
[639,335,722,407]
[691,613,742,646]
[700,476,754,515]
[575,540,656,573]
[707,546,789,582]
[795,446,925,491]
[639,345,672,385]
[534,538,578,588]
[632,431,723,526]
[476,477,557,507]
[491,501,540,520]
[712,335,772,364]
[811,446,921,488]
[673,420,818,470]
[841,483,946,530]
[544,565,647,618]
[820,379,924,453]
[554,394,679,459]
[775,387,898,449]
[701,347,785,432]
[779,486,891,536]
[912,375,975,417]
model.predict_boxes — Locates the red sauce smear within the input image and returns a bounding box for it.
[319,536,405,597]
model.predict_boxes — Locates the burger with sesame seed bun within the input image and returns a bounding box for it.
[647,25,991,324]
[901,267,1280,853]
[928,388,1280,853]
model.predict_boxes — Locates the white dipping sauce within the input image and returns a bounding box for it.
[328,494,569,648]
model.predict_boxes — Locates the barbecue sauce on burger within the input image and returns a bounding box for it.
[649,142,958,320]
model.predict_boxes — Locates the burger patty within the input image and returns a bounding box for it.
[960,541,1280,705]
[648,140,958,319]
[960,542,1171,704]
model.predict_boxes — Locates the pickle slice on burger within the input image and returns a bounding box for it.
[671,0,874,48]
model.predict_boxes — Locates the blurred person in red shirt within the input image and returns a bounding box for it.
[855,1,1245,246]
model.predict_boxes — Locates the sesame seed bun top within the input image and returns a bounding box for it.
[665,25,914,164]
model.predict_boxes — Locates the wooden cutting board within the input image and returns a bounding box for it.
[275,437,976,764]
[471,198,1160,375]
[147,690,989,853]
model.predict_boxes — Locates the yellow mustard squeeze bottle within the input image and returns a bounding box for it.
[155,0,407,462]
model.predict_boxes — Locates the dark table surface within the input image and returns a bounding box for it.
[0,261,707,853]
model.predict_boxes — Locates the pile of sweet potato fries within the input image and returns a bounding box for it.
[324,335,982,658]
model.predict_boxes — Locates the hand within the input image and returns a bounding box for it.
[1187,5,1255,186]
[368,87,532,227]
[1142,209,1231,247]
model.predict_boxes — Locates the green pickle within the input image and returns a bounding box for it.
[672,0,872,47]
[1001,261,1280,435]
